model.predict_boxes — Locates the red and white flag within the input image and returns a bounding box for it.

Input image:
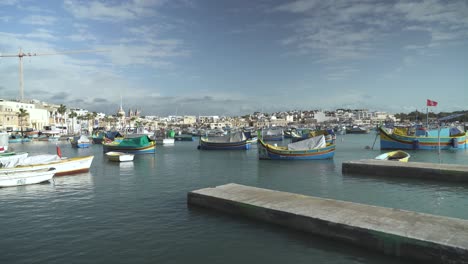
[427,99,438,107]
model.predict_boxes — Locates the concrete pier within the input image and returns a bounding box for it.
[342,159,468,182]
[188,183,468,263]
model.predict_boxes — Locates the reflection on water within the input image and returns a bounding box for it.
[53,172,94,187]
[119,161,135,170]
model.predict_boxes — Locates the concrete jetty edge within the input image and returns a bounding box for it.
[342,159,468,182]
[188,183,468,264]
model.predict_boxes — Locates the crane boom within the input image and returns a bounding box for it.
[0,48,107,102]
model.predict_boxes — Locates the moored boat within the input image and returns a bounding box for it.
[155,138,175,145]
[2,154,94,176]
[0,152,29,168]
[174,134,194,141]
[379,125,466,150]
[260,128,284,141]
[0,168,56,187]
[70,135,92,148]
[105,151,135,162]
[375,150,410,162]
[258,134,335,160]
[103,135,155,154]
[198,132,251,150]
[346,125,370,134]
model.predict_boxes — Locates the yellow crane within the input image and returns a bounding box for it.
[0,48,106,102]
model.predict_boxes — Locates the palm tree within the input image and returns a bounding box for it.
[103,115,111,129]
[69,111,78,135]
[57,104,67,126]
[17,108,29,137]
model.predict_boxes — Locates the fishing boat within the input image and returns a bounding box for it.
[198,132,251,150]
[105,151,135,162]
[0,168,56,187]
[174,134,194,141]
[91,131,106,144]
[3,154,94,176]
[346,125,370,134]
[261,128,284,141]
[8,135,32,144]
[103,135,156,154]
[153,129,175,145]
[70,135,92,148]
[0,152,29,168]
[258,134,335,160]
[375,150,410,162]
[378,125,466,150]
[155,138,175,145]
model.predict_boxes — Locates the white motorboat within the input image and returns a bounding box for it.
[0,168,56,187]
[105,151,135,162]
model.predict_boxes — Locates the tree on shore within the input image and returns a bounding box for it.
[17,108,29,137]
[57,104,67,127]
[68,111,78,134]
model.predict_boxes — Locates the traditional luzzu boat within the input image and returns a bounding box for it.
[198,132,251,150]
[375,150,410,162]
[258,133,335,160]
[0,168,56,187]
[378,125,466,150]
[103,135,156,154]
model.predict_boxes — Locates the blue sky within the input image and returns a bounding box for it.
[0,0,467,116]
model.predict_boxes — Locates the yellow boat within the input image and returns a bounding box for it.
[375,150,410,162]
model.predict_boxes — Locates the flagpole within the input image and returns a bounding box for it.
[426,107,429,128]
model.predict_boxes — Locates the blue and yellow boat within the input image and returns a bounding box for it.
[258,134,335,160]
[378,126,466,150]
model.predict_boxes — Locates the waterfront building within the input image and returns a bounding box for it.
[183,116,197,125]
[0,99,49,131]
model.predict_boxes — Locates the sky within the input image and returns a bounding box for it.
[0,0,467,116]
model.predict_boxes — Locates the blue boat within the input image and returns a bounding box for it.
[70,135,92,148]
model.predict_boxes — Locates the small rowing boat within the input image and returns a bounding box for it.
[375,150,410,162]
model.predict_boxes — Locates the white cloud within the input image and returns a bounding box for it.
[274,0,320,13]
[63,0,164,22]
[20,15,57,25]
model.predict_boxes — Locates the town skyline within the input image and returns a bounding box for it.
[1,1,467,115]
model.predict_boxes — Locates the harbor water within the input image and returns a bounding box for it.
[1,134,468,263]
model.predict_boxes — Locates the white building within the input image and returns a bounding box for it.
[0,99,50,131]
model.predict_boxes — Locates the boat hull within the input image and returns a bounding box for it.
[379,127,466,150]
[155,138,175,145]
[103,143,156,154]
[71,142,92,148]
[8,155,94,176]
[106,152,134,162]
[375,150,410,162]
[198,139,251,150]
[0,168,55,187]
[258,139,335,160]
[174,135,194,141]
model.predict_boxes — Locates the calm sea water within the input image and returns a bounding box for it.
[1,134,468,263]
